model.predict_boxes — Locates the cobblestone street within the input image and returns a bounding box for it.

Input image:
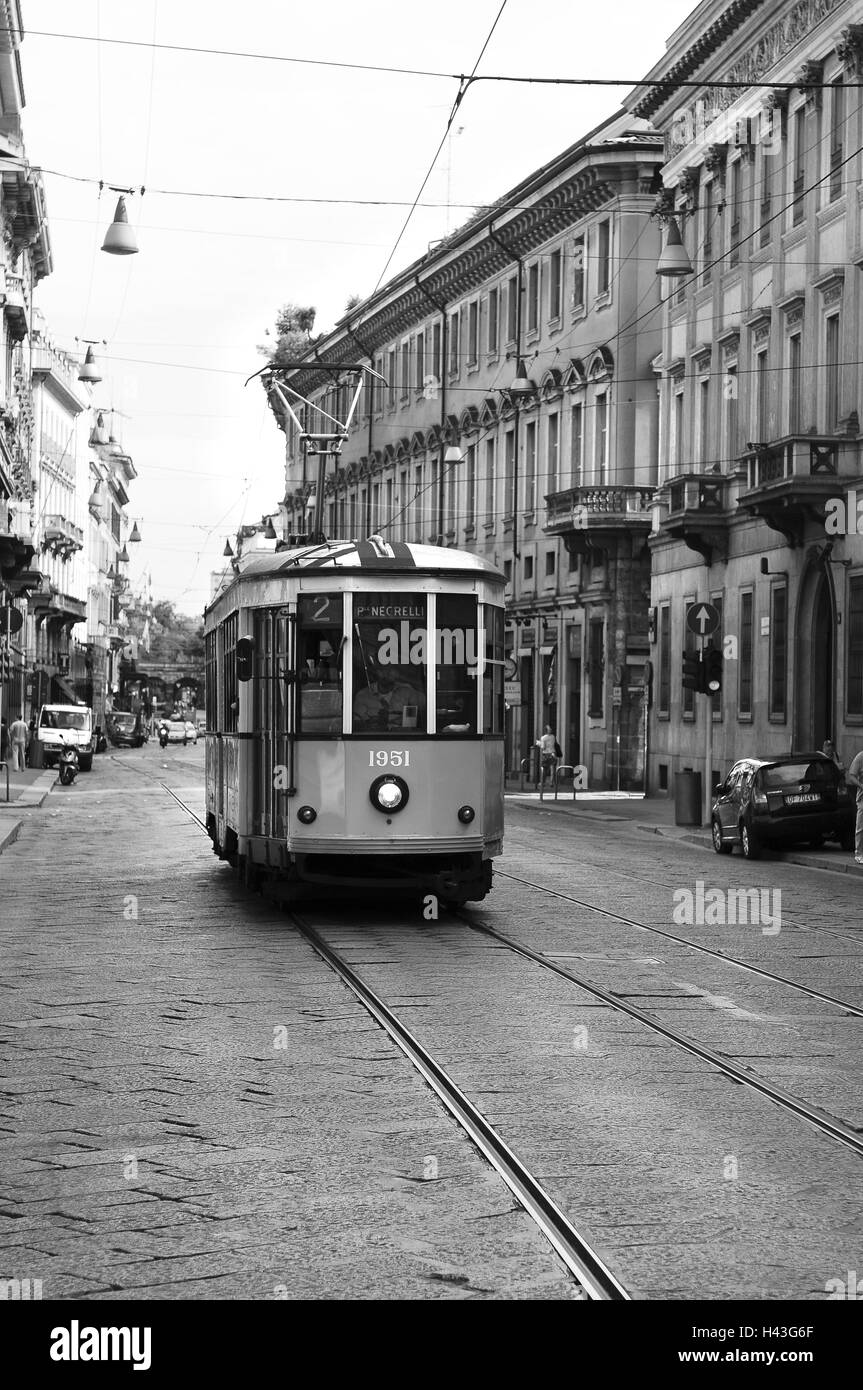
[0,747,574,1300]
[2,745,861,1302]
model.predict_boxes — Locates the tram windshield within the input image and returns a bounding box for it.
[435,595,477,734]
[353,595,427,733]
[297,593,343,734]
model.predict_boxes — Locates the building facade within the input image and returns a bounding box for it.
[28,322,89,710]
[86,413,137,729]
[0,7,52,724]
[626,0,863,795]
[269,111,663,784]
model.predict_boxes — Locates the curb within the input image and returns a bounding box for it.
[507,792,863,877]
[0,818,22,857]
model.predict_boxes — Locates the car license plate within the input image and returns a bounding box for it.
[785,793,820,805]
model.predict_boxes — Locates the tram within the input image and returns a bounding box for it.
[203,537,506,904]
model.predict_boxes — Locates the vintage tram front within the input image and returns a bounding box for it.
[203,540,505,904]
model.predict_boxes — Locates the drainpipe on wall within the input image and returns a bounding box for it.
[488,225,524,564]
[347,319,376,538]
[415,276,448,544]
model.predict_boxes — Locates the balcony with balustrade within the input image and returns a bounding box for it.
[658,470,732,565]
[736,434,860,547]
[3,270,28,341]
[544,484,656,558]
[0,499,36,588]
[42,513,85,556]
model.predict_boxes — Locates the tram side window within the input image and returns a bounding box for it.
[205,631,217,729]
[482,604,504,734]
[297,594,342,735]
[222,613,238,733]
[436,595,477,735]
[352,594,427,733]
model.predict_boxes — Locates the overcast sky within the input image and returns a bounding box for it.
[21,0,696,616]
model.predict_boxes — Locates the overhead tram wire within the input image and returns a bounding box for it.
[12,86,863,213]
[370,0,509,294]
[14,25,863,91]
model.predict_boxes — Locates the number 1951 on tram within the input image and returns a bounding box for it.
[203,537,506,905]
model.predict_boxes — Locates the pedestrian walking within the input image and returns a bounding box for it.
[846,743,863,865]
[26,714,37,766]
[536,724,560,788]
[9,713,28,771]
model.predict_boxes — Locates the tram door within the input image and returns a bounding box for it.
[253,609,293,839]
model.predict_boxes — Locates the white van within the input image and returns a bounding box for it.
[37,704,95,771]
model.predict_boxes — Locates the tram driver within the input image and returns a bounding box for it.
[354,663,426,731]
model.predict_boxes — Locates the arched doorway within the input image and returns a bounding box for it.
[794,561,835,750]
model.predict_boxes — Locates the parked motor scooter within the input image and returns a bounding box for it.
[58,738,80,786]
[158,721,169,749]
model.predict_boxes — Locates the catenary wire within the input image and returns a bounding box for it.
[371,0,508,294]
[13,25,863,91]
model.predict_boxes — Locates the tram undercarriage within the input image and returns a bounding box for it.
[208,818,491,905]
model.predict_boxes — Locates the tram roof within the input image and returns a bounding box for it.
[234,538,505,581]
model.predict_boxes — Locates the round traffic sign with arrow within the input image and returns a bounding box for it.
[0,605,23,636]
[686,601,720,637]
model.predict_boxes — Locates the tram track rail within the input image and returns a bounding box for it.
[494,869,863,1020]
[158,780,628,1298]
[162,781,863,1164]
[289,911,629,1300]
[162,782,863,1159]
[454,911,863,1160]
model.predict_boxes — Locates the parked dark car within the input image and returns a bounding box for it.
[711,753,855,859]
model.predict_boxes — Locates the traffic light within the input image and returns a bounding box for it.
[236,636,255,682]
[682,650,705,694]
[705,648,723,695]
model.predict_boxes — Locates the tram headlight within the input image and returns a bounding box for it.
[369,775,409,814]
[457,805,475,824]
[297,805,317,824]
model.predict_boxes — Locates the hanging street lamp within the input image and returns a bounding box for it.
[102,196,139,255]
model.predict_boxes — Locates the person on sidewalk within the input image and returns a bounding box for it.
[536,725,560,788]
[9,714,28,771]
[846,744,863,865]
[822,738,844,774]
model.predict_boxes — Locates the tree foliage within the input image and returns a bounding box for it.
[259,302,319,368]
[124,597,203,666]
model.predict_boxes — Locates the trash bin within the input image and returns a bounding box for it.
[28,737,44,769]
[674,769,702,826]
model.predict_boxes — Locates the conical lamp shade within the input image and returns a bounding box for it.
[510,359,534,396]
[118,545,130,563]
[102,196,139,255]
[223,540,234,557]
[129,522,141,543]
[92,411,110,446]
[657,217,693,277]
[78,346,102,383]
[263,518,277,539]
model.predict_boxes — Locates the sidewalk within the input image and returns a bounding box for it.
[505,786,863,878]
[0,767,57,856]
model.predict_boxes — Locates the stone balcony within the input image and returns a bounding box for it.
[42,513,85,555]
[737,434,860,547]
[659,470,732,565]
[3,271,27,341]
[544,483,656,557]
